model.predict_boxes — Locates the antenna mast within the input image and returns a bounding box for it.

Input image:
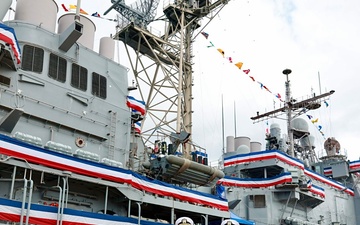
[251,69,335,159]
[283,69,294,157]
[222,95,225,155]
[111,0,230,158]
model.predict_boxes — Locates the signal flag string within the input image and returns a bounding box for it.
[61,4,118,22]
[200,31,332,139]
[200,31,283,102]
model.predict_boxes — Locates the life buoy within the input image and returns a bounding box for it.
[75,137,85,148]
[175,217,194,225]
[221,219,239,225]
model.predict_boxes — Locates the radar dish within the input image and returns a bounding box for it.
[324,137,340,156]
[270,123,280,129]
[236,145,250,154]
[291,118,309,132]
[291,117,310,139]
[269,123,281,138]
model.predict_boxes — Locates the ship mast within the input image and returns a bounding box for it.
[111,0,230,158]
[283,69,294,157]
[251,69,335,158]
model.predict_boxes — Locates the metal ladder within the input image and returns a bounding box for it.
[108,111,117,160]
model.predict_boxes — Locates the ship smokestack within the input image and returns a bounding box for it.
[226,136,234,152]
[99,37,115,60]
[14,0,58,33]
[250,141,262,152]
[234,136,250,150]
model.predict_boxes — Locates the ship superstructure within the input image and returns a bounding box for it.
[0,0,246,224]
[1,0,359,225]
[219,70,360,224]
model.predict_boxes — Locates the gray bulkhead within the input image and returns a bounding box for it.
[224,157,359,225]
[1,20,135,167]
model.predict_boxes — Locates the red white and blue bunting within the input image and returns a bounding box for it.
[0,23,21,65]
[349,160,360,172]
[0,134,228,211]
[309,184,325,198]
[219,172,292,188]
[224,150,304,170]
[304,168,354,196]
[0,198,163,225]
[323,167,332,176]
[223,150,355,197]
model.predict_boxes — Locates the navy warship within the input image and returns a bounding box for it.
[0,0,244,224]
[0,0,359,225]
[219,69,360,224]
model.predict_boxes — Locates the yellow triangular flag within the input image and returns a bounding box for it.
[235,62,243,69]
[311,118,319,123]
[69,4,88,15]
[217,48,225,57]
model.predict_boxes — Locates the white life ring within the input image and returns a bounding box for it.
[175,217,194,225]
[221,219,239,225]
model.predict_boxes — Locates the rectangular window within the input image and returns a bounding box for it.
[71,64,87,91]
[92,72,107,99]
[0,74,10,87]
[252,195,266,208]
[49,53,67,82]
[21,45,44,73]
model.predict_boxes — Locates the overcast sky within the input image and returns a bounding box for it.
[7,0,360,162]
[191,0,360,162]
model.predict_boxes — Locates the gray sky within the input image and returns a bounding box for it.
[190,0,360,162]
[8,0,360,162]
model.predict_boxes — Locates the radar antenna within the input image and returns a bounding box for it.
[251,69,335,160]
[104,0,160,27]
[110,0,230,159]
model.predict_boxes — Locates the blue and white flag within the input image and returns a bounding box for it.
[216,183,226,200]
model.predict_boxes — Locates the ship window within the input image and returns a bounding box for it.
[0,75,10,87]
[71,63,87,91]
[92,72,107,99]
[48,53,67,82]
[251,195,266,208]
[21,45,44,73]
